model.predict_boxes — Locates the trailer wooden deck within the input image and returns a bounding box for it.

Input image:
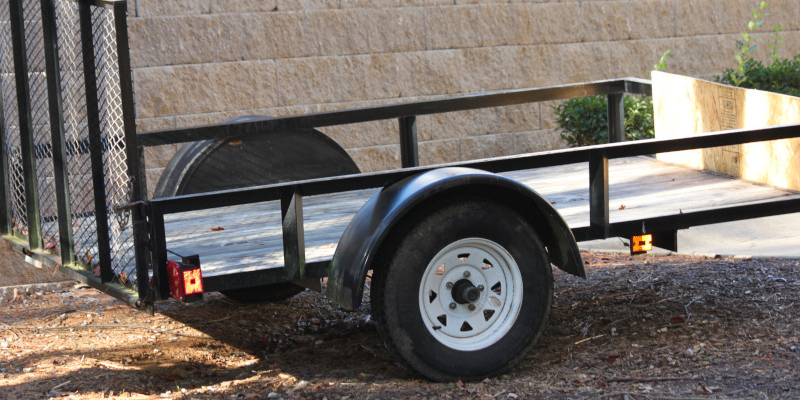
[164,156,800,278]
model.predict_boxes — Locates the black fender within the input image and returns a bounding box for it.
[326,167,585,309]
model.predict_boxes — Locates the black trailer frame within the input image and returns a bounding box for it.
[2,0,800,313]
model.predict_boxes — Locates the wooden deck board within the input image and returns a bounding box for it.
[164,156,800,277]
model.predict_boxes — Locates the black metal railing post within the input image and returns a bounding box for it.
[399,115,419,168]
[607,93,625,143]
[146,201,169,302]
[79,1,112,282]
[9,0,42,249]
[589,149,609,239]
[0,92,9,236]
[112,0,149,300]
[281,189,305,281]
[41,0,76,264]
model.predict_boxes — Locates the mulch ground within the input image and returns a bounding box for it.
[1,252,798,399]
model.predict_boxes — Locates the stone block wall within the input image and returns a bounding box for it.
[125,0,800,196]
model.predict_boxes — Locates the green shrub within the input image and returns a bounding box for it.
[716,1,800,96]
[717,56,800,97]
[553,95,655,147]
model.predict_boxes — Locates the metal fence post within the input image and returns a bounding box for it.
[9,0,42,249]
[0,98,9,236]
[589,149,609,239]
[399,116,419,168]
[41,0,76,265]
[281,189,306,281]
[79,0,112,282]
[112,0,149,300]
[607,93,625,143]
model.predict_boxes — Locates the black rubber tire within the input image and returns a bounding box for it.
[220,282,304,303]
[372,196,553,382]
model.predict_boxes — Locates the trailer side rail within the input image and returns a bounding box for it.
[144,118,800,300]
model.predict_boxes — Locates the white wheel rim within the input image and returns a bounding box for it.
[418,238,523,351]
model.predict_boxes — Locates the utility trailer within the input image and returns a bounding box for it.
[3,0,800,382]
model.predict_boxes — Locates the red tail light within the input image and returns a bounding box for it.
[167,256,203,302]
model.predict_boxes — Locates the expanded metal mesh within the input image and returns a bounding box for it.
[53,0,99,270]
[0,0,136,287]
[91,5,136,283]
[0,1,27,237]
[22,0,59,244]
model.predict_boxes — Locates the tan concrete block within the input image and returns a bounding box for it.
[418,103,541,142]
[457,47,518,93]
[514,43,618,87]
[539,42,620,84]
[530,3,584,45]
[339,54,406,101]
[259,12,312,59]
[319,120,398,149]
[135,61,278,118]
[364,8,426,53]
[136,0,210,17]
[777,31,800,60]
[276,0,339,10]
[395,0,451,6]
[398,50,466,97]
[510,45,554,88]
[480,3,535,47]
[304,9,371,56]
[676,0,751,36]
[461,133,515,160]
[513,129,567,155]
[654,36,732,77]
[145,167,165,199]
[342,0,400,8]
[129,15,255,67]
[136,117,176,134]
[425,5,483,50]
[172,105,308,128]
[128,13,310,68]
[582,0,675,42]
[769,0,800,30]
[210,0,278,13]
[419,139,461,166]
[606,40,672,79]
[143,145,178,169]
[539,101,560,130]
[276,57,343,106]
[347,145,401,172]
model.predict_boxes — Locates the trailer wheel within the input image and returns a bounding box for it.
[154,116,360,303]
[372,197,553,382]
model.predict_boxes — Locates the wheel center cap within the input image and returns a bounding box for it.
[452,279,480,304]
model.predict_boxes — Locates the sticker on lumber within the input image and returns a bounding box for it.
[652,71,800,191]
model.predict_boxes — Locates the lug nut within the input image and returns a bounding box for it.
[446,282,454,289]
[478,284,485,291]
[463,271,471,278]
[468,304,476,311]
[449,302,457,310]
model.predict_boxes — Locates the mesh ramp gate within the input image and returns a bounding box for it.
[0,0,146,306]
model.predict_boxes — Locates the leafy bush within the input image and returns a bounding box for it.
[716,1,800,96]
[553,95,655,147]
[717,56,800,97]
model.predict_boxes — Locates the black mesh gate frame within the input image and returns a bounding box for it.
[0,0,146,307]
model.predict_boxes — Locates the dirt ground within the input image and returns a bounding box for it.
[0,242,70,287]
[1,252,798,399]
